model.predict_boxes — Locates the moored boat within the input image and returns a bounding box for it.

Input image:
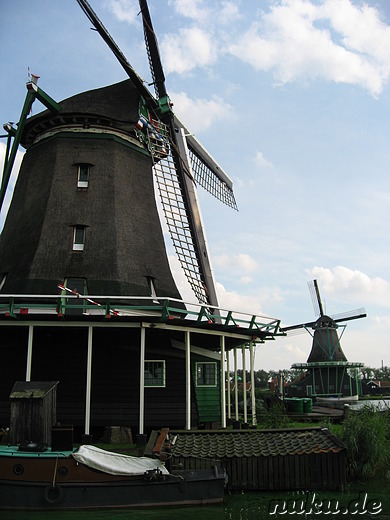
[0,444,226,510]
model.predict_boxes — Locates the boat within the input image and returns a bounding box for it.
[0,443,227,510]
[316,395,359,405]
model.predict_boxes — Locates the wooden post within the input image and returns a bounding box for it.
[84,325,93,435]
[26,325,33,381]
[220,335,226,428]
[234,348,239,421]
[185,330,191,430]
[242,345,247,424]
[227,349,231,420]
[139,326,146,435]
[249,341,257,426]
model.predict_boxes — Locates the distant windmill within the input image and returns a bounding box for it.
[282,280,366,401]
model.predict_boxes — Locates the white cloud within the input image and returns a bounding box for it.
[0,142,24,232]
[255,151,274,168]
[306,265,390,308]
[171,91,230,132]
[168,0,209,24]
[161,27,217,74]
[213,253,259,273]
[228,0,390,96]
[105,0,139,24]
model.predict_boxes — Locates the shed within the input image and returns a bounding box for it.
[9,381,59,445]
[165,427,346,491]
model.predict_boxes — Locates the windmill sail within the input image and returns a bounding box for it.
[76,0,237,308]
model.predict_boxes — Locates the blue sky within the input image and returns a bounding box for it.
[0,0,389,371]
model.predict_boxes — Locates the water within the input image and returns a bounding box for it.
[350,399,390,412]
[2,475,389,520]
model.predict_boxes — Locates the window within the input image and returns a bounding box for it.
[144,360,165,387]
[0,273,6,292]
[77,164,90,188]
[73,226,85,251]
[306,385,313,396]
[146,276,159,303]
[196,362,217,386]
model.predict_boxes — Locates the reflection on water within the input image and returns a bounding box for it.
[2,475,389,520]
[350,399,390,412]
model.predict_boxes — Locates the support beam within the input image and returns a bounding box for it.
[25,325,33,382]
[84,325,93,435]
[249,341,257,427]
[139,326,146,435]
[226,350,231,420]
[185,330,191,430]
[242,345,247,424]
[234,348,238,421]
[220,335,226,429]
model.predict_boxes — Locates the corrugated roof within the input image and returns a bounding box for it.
[170,428,345,458]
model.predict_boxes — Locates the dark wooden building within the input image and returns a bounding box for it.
[158,428,347,491]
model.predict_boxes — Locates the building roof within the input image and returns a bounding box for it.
[169,428,345,459]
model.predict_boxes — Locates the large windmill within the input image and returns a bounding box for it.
[282,280,366,401]
[0,1,280,434]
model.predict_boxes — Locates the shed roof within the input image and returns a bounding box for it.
[10,381,59,399]
[169,428,345,458]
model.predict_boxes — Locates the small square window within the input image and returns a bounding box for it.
[145,360,165,387]
[77,164,89,188]
[196,362,217,386]
[73,226,85,251]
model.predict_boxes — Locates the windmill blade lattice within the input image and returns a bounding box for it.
[187,146,237,210]
[145,127,209,305]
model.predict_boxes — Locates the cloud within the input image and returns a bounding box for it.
[255,151,274,168]
[161,26,218,74]
[0,142,24,232]
[168,0,210,24]
[105,0,139,24]
[228,0,390,96]
[168,0,240,25]
[213,253,259,273]
[306,265,390,308]
[171,91,231,132]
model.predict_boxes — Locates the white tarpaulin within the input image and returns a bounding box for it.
[72,445,169,476]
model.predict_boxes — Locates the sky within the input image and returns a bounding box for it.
[0,0,389,372]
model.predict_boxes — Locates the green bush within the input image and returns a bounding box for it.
[341,405,390,480]
[261,402,290,429]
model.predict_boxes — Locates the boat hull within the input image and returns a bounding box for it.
[0,447,226,510]
[0,471,225,510]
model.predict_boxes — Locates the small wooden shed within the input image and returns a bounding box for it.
[162,427,346,491]
[9,381,59,445]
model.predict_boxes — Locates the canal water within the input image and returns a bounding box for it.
[2,473,389,520]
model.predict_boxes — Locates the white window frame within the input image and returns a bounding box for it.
[77,164,90,188]
[146,276,159,304]
[196,362,217,387]
[0,274,6,292]
[144,360,166,388]
[73,226,85,251]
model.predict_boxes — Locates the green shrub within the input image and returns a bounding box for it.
[261,402,290,429]
[341,405,390,480]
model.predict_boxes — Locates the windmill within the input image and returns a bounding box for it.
[0,1,281,432]
[282,280,366,400]
[0,0,237,308]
